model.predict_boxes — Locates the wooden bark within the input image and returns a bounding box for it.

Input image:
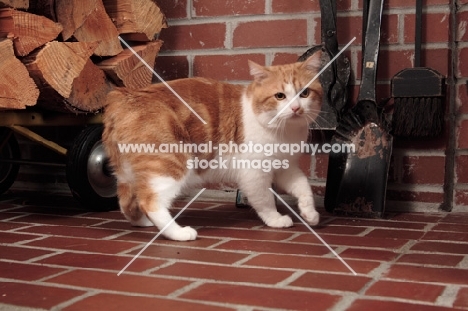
[0,39,38,109]
[56,0,122,56]
[0,0,28,9]
[103,0,167,41]
[0,8,62,56]
[98,40,162,90]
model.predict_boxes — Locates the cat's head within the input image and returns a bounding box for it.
[246,51,323,129]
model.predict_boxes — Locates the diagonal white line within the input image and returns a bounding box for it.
[118,36,207,125]
[268,188,358,276]
[117,188,206,276]
[268,37,357,125]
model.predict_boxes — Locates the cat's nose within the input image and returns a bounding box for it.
[291,105,300,113]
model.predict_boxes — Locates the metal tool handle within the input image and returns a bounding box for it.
[415,0,423,67]
[357,0,385,103]
[320,0,338,54]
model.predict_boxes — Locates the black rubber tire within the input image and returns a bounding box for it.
[0,128,20,195]
[66,125,118,211]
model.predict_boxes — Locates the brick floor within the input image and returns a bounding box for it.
[1,192,468,310]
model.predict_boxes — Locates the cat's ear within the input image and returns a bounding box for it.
[301,50,322,72]
[248,60,269,82]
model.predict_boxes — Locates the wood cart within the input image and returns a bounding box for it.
[0,111,118,211]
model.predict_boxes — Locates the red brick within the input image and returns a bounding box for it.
[193,54,265,80]
[454,288,468,309]
[441,213,468,224]
[404,13,450,44]
[458,11,468,42]
[159,23,226,51]
[157,0,188,19]
[423,231,468,242]
[156,262,292,284]
[424,48,450,77]
[0,282,84,310]
[181,283,340,310]
[0,261,65,281]
[216,239,329,256]
[193,0,265,16]
[313,225,367,236]
[432,222,468,233]
[25,236,138,254]
[233,20,308,48]
[154,55,189,81]
[271,0,320,13]
[1,232,39,244]
[386,264,468,285]
[131,244,249,264]
[46,270,191,296]
[11,214,103,226]
[290,272,371,292]
[348,299,455,311]
[0,245,53,261]
[312,153,329,179]
[243,253,379,274]
[63,293,233,311]
[38,253,166,273]
[335,15,364,46]
[340,248,399,262]
[197,227,294,241]
[455,189,468,206]
[366,280,445,303]
[381,14,400,44]
[116,231,221,247]
[386,189,444,203]
[402,156,445,184]
[327,218,427,230]
[17,225,120,239]
[460,48,468,77]
[457,83,468,114]
[365,228,425,240]
[397,254,464,267]
[291,233,410,249]
[389,213,444,223]
[458,120,468,149]
[411,241,468,255]
[272,53,302,65]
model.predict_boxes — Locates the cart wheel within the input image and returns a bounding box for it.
[66,125,118,211]
[0,128,20,195]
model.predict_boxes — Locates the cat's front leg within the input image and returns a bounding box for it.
[274,165,320,226]
[238,171,293,228]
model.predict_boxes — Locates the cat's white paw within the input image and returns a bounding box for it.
[301,210,320,226]
[265,214,294,228]
[165,226,198,241]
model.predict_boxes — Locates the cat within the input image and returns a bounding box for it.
[102,51,323,241]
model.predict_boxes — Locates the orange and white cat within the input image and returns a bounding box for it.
[102,51,323,241]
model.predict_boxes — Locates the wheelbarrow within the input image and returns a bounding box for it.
[0,110,117,211]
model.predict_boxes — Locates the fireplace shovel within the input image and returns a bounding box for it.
[324,0,392,218]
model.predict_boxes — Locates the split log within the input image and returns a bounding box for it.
[98,40,163,90]
[103,0,167,41]
[0,8,62,56]
[55,0,122,56]
[0,39,38,109]
[0,0,28,9]
[24,41,112,113]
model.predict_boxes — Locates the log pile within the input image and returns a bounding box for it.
[0,0,166,112]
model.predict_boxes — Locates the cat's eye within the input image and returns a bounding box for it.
[275,92,286,100]
[300,88,310,98]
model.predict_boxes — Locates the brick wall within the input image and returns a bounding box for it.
[155,0,467,212]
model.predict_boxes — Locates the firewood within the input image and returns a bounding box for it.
[0,8,62,56]
[0,0,28,9]
[55,0,122,56]
[23,41,112,113]
[98,40,163,89]
[0,39,38,109]
[102,0,167,41]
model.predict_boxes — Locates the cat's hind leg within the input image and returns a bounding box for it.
[135,175,197,241]
[238,171,293,228]
[117,182,153,227]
